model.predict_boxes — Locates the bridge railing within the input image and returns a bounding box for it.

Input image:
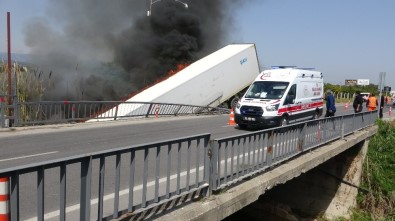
[0,95,16,128]
[209,110,377,191]
[0,101,229,127]
[0,133,211,221]
[0,111,378,220]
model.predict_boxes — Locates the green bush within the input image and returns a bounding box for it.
[357,119,395,220]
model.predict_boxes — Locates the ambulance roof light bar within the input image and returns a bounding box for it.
[298,67,315,70]
[271,66,297,69]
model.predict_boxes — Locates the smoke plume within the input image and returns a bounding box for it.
[24,0,250,101]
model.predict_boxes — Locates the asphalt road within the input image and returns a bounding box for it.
[1,103,390,169]
[0,115,243,169]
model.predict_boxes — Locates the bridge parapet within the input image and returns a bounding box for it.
[0,111,378,220]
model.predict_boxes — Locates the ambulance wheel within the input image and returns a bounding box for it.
[312,111,318,120]
[280,116,289,127]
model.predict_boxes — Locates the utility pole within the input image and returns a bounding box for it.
[379,72,385,118]
[7,12,12,123]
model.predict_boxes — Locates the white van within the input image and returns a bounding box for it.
[234,67,324,129]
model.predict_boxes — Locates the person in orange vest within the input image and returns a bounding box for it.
[366,93,378,111]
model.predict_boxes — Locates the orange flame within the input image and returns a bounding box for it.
[122,63,189,101]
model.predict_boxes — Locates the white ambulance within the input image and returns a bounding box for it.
[234,67,324,129]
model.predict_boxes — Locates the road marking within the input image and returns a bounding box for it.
[0,151,58,162]
[24,148,272,220]
[25,167,205,221]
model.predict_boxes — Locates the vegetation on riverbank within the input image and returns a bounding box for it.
[327,119,395,221]
[355,119,395,220]
[317,119,395,221]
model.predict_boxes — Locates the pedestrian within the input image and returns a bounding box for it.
[379,94,385,118]
[353,91,364,113]
[367,93,378,111]
[324,90,336,117]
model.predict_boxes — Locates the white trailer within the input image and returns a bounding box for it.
[93,44,260,120]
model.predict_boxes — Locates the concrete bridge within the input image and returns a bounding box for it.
[152,125,376,221]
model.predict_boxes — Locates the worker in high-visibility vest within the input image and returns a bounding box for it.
[367,93,378,111]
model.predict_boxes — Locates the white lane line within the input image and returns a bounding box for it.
[25,148,270,221]
[0,151,59,162]
[25,167,205,221]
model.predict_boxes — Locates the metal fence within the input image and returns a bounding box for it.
[209,111,377,191]
[0,134,211,221]
[0,100,230,127]
[0,111,378,220]
[0,95,15,128]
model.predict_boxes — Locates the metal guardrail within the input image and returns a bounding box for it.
[209,111,377,191]
[0,111,378,220]
[0,134,211,221]
[0,95,16,128]
[0,100,230,127]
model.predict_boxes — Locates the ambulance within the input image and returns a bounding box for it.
[234,67,323,129]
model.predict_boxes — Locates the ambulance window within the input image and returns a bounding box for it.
[284,84,296,105]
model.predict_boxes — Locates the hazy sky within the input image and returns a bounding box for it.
[0,0,394,87]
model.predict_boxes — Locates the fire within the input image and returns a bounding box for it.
[165,63,189,77]
[123,63,189,101]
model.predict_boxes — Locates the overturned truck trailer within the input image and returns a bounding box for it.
[93,43,261,120]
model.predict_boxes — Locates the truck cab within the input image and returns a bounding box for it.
[234,67,324,129]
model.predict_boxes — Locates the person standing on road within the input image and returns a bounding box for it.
[353,91,364,113]
[367,93,378,111]
[324,90,336,117]
[379,94,385,118]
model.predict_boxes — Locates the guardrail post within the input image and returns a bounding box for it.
[203,135,210,196]
[145,103,153,118]
[0,100,4,128]
[113,105,119,121]
[297,123,307,152]
[10,172,19,221]
[13,100,20,127]
[208,140,219,193]
[341,116,345,139]
[266,130,274,166]
[71,104,76,119]
[80,157,92,221]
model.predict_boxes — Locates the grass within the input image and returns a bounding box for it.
[317,119,395,221]
[354,119,395,220]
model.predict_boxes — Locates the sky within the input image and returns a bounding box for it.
[0,0,394,88]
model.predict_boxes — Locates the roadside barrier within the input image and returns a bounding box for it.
[0,177,9,221]
[228,108,236,125]
[317,122,322,141]
[344,102,349,110]
[155,104,160,118]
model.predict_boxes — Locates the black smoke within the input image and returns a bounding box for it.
[24,0,251,101]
